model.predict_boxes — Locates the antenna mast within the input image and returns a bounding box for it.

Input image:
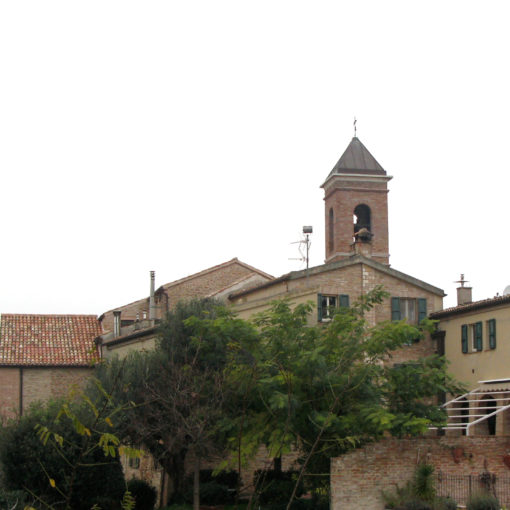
[290,226,313,276]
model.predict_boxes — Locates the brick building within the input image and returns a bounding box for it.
[230,136,445,365]
[0,313,101,419]
[97,258,273,359]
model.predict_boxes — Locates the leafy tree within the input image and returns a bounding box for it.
[93,298,257,509]
[223,287,463,509]
[0,399,126,510]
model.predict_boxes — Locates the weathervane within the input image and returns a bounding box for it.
[353,117,357,137]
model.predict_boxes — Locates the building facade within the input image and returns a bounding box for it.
[0,313,101,419]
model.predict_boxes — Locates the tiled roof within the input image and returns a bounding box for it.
[430,294,510,319]
[0,314,101,366]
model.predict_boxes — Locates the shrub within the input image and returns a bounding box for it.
[0,401,125,510]
[395,500,431,510]
[466,492,500,510]
[413,464,435,503]
[127,478,157,510]
[253,469,304,509]
[182,469,239,505]
[433,496,457,510]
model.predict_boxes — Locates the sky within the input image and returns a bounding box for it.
[1,1,509,314]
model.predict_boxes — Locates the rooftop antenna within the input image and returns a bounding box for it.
[290,226,313,279]
[353,117,357,138]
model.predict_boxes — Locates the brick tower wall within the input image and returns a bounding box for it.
[324,177,390,265]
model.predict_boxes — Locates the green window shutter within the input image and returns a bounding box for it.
[391,297,401,321]
[489,319,496,349]
[461,324,468,353]
[339,294,349,308]
[418,298,427,323]
[475,321,483,351]
[317,294,323,322]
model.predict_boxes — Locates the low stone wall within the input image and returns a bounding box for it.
[331,436,510,510]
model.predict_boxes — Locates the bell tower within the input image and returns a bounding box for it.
[321,136,392,265]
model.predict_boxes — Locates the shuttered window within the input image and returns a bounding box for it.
[391,297,427,324]
[488,319,496,349]
[461,324,468,353]
[318,294,350,321]
[475,321,483,351]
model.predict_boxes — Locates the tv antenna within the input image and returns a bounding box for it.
[290,226,313,270]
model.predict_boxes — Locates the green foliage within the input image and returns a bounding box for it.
[126,479,157,510]
[412,464,436,503]
[182,469,239,505]
[253,469,304,508]
[0,487,29,509]
[383,464,457,510]
[395,500,432,510]
[0,400,125,510]
[225,288,463,509]
[466,492,500,510]
[93,299,257,505]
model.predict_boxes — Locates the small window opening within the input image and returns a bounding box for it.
[353,204,371,234]
[328,208,334,253]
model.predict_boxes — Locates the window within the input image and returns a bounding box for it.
[391,297,427,324]
[487,319,496,349]
[328,208,334,253]
[461,322,482,353]
[318,293,349,321]
[128,456,140,469]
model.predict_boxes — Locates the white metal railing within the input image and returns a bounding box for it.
[430,383,510,435]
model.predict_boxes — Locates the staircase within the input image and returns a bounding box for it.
[432,380,510,435]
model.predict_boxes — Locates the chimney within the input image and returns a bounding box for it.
[149,270,156,320]
[456,274,472,306]
[113,311,121,337]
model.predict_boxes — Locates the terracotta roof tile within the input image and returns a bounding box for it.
[0,314,101,366]
[430,294,510,319]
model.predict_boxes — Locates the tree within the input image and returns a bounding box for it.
[224,287,463,509]
[0,398,127,510]
[93,298,257,509]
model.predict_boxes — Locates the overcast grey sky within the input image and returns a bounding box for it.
[1,1,508,314]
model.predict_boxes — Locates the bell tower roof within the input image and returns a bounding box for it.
[326,136,386,179]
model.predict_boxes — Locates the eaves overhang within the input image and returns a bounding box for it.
[430,295,510,319]
[229,254,445,300]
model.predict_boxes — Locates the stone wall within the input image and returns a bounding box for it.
[331,436,510,510]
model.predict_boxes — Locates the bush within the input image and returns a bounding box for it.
[0,488,29,509]
[434,496,457,510]
[253,469,304,509]
[396,500,432,510]
[183,469,239,505]
[466,492,500,510]
[0,401,125,510]
[127,478,157,510]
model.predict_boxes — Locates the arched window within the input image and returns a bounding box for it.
[353,204,371,235]
[328,208,334,252]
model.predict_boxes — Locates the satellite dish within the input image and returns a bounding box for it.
[503,285,510,296]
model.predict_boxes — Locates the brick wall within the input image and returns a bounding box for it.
[0,367,21,419]
[22,367,92,410]
[0,366,93,419]
[331,436,510,510]
[101,261,270,332]
[324,178,390,265]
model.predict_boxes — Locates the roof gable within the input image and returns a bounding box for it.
[159,258,273,293]
[0,314,101,367]
[327,137,386,179]
[229,255,445,299]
